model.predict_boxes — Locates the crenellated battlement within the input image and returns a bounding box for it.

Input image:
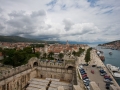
[39,61,65,68]
[0,64,31,81]
[0,57,75,82]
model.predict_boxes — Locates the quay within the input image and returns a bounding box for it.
[76,48,120,90]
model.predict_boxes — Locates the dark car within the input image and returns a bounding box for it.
[106,83,110,89]
[99,70,107,75]
[84,82,89,86]
[92,65,96,67]
[82,64,89,66]
[99,69,105,73]
[80,70,85,73]
[81,72,87,75]
[79,68,85,71]
[83,77,89,80]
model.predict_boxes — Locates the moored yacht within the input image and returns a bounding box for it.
[106,64,120,78]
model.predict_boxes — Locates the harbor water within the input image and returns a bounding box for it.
[89,44,120,86]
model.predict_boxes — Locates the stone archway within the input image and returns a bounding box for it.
[67,66,74,70]
[65,64,74,69]
[33,62,38,67]
[28,57,39,68]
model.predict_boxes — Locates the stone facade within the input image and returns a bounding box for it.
[0,57,75,90]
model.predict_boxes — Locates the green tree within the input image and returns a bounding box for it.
[49,52,54,57]
[59,53,64,59]
[72,51,76,56]
[84,48,92,64]
[35,52,41,58]
[23,47,32,54]
[43,53,47,58]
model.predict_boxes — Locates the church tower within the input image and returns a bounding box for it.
[66,40,69,46]
[44,42,48,53]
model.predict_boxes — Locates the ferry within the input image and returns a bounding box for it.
[106,64,120,78]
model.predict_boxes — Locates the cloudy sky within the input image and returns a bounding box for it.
[0,0,120,42]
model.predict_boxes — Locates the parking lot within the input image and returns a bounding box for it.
[83,65,106,90]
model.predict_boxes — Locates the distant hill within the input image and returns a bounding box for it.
[99,40,120,46]
[0,36,59,44]
[0,36,41,42]
[59,41,90,44]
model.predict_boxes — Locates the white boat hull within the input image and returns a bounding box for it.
[106,64,120,78]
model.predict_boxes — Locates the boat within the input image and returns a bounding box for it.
[106,64,120,78]
[109,52,112,55]
[97,51,105,61]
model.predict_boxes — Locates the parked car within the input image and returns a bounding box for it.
[92,65,96,67]
[82,64,89,66]
[97,66,101,68]
[79,68,84,71]
[82,74,87,78]
[99,70,107,76]
[83,79,90,83]
[83,77,89,80]
[104,77,112,81]
[104,75,110,78]
[80,69,85,73]
[84,82,89,86]
[80,71,85,74]
[106,83,110,89]
[81,72,87,75]
[104,79,113,84]
[86,86,90,90]
[100,72,107,76]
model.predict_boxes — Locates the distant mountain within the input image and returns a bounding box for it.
[0,36,41,42]
[0,36,59,43]
[59,41,106,45]
[99,40,120,45]
[59,41,90,44]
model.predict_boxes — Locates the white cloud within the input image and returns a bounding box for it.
[0,0,120,42]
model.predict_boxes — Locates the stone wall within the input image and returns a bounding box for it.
[0,57,75,90]
[37,67,73,81]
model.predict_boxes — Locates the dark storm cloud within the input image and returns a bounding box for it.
[4,9,47,36]
[0,23,5,30]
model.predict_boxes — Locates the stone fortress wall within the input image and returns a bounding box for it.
[0,57,75,90]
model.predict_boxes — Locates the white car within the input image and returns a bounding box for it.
[85,86,91,90]
[104,79,113,84]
